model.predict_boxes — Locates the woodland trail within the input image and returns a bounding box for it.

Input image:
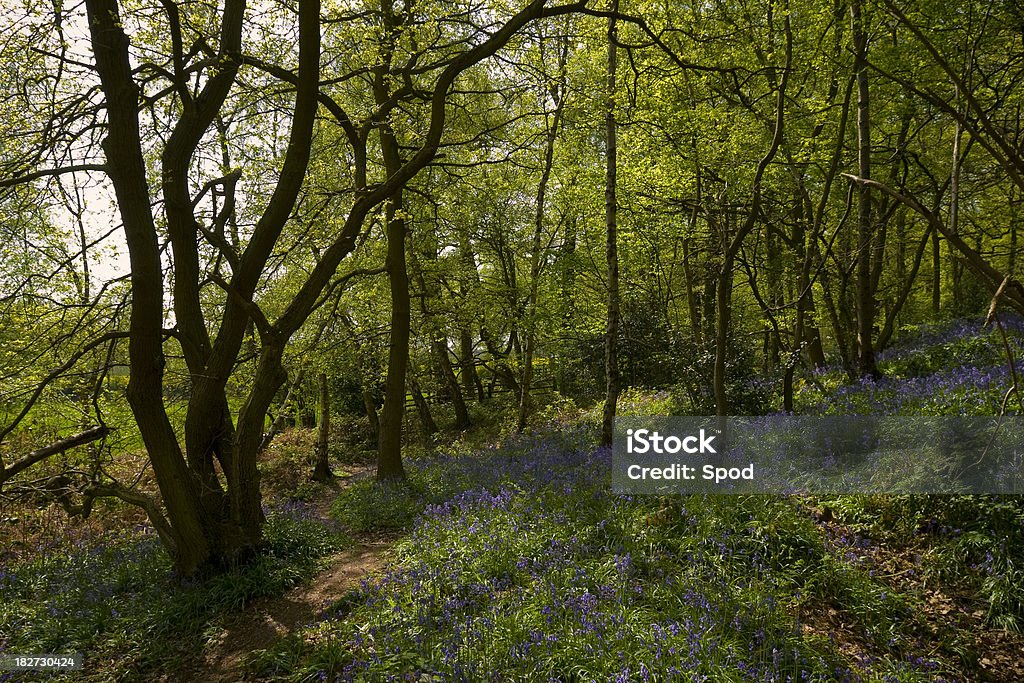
[164,468,393,683]
[196,536,391,682]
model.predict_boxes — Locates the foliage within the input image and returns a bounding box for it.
[796,317,1024,416]
[264,435,964,682]
[0,507,346,681]
[2,0,1024,676]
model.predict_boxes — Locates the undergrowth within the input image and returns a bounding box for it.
[0,506,346,681]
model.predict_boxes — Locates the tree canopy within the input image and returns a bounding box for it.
[2,0,1023,575]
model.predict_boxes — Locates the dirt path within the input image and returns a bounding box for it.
[164,467,393,682]
[196,535,392,682]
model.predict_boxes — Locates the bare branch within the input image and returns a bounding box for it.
[86,483,176,552]
[0,426,109,486]
[0,164,107,189]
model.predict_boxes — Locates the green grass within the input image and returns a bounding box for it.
[259,440,964,682]
[0,510,347,681]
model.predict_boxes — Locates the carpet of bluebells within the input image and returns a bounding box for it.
[255,427,961,682]
[254,318,1024,682]
[799,316,1024,416]
[2,318,1022,682]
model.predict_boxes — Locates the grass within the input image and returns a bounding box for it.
[2,317,1022,682]
[254,440,972,681]
[0,505,347,681]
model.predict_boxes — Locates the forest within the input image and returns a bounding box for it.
[1,0,1023,679]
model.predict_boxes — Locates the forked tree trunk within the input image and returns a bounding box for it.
[84,0,304,575]
[80,0,569,576]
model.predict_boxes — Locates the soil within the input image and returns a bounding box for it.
[194,536,392,682]
[161,466,393,683]
[804,510,1024,683]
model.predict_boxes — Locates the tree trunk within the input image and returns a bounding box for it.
[682,232,702,348]
[783,366,794,413]
[86,0,217,575]
[260,367,306,453]
[601,2,621,447]
[714,10,791,413]
[879,223,934,349]
[932,228,942,316]
[377,194,410,481]
[297,388,316,428]
[557,216,579,394]
[434,338,471,429]
[76,0,564,576]
[459,329,483,402]
[713,212,734,416]
[362,386,380,446]
[374,12,410,480]
[794,213,826,368]
[480,326,521,396]
[407,363,439,438]
[803,59,855,370]
[409,240,471,430]
[949,106,965,312]
[1010,186,1018,276]
[852,0,880,379]
[312,371,333,482]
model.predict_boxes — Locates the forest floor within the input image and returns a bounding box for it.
[183,466,397,683]
[169,478,1024,683]
[3,319,1024,682]
[182,535,393,683]
[804,510,1024,683]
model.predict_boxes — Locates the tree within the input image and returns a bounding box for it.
[518,25,570,432]
[851,0,879,379]
[1,0,591,576]
[312,371,332,482]
[8,0,1024,582]
[600,0,620,446]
